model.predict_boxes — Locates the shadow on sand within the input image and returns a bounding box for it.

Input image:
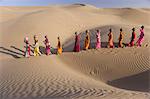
[39,46,57,54]
[0,50,21,58]
[10,46,25,53]
[0,45,59,59]
[63,41,128,52]
[0,46,24,58]
[107,70,150,92]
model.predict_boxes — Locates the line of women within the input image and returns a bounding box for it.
[74,25,145,52]
[24,35,62,58]
[24,25,145,57]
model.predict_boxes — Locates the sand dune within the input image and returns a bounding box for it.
[0,4,150,99]
[0,55,149,99]
[60,48,150,89]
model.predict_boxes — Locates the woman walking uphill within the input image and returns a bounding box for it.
[24,37,31,58]
[57,37,63,55]
[108,28,114,48]
[118,28,124,48]
[44,35,51,55]
[84,30,90,50]
[33,35,41,56]
[136,26,145,47]
[74,32,80,52]
[96,29,101,49]
[128,28,136,47]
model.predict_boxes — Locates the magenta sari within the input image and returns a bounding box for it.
[44,38,51,55]
[137,29,144,47]
[74,35,80,52]
[46,44,50,55]
[96,32,101,48]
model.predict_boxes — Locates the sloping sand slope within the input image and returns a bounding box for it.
[0,56,149,99]
[0,4,150,99]
[60,48,150,91]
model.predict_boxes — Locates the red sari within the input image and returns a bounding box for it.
[129,32,136,47]
[74,34,80,52]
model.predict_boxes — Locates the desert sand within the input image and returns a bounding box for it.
[0,4,150,99]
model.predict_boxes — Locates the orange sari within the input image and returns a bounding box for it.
[118,32,123,47]
[108,32,114,48]
[84,33,90,50]
[57,40,62,54]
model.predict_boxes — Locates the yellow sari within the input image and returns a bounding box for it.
[34,42,41,56]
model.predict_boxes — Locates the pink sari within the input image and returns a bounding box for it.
[137,29,144,47]
[46,43,50,55]
[96,32,101,48]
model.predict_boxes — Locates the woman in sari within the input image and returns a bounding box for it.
[24,37,31,58]
[96,29,101,49]
[84,30,90,50]
[118,28,124,48]
[33,35,41,56]
[128,28,136,47]
[136,26,144,47]
[74,32,80,52]
[44,35,51,55]
[108,29,114,48]
[57,37,63,55]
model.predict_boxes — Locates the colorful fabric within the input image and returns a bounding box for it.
[118,32,123,47]
[57,40,62,55]
[34,42,41,56]
[74,35,80,52]
[25,43,31,57]
[84,33,90,50]
[57,47,62,55]
[44,37,51,55]
[45,43,51,55]
[96,32,101,48]
[129,32,136,47]
[137,29,144,47]
[108,32,114,48]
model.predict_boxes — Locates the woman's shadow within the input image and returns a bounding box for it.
[0,45,58,59]
[0,46,25,59]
